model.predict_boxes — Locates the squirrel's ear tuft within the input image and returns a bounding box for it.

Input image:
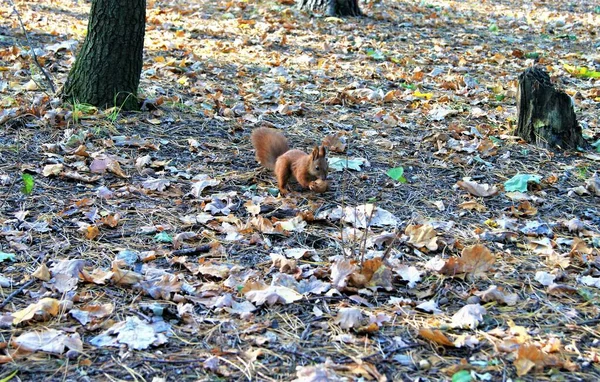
[319,146,326,157]
[311,146,319,159]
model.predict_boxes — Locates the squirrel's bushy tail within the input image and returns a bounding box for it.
[251,127,289,170]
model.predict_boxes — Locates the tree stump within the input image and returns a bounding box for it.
[516,66,587,150]
[298,0,361,17]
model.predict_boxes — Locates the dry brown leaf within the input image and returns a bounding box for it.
[547,283,578,295]
[474,285,518,306]
[348,258,392,290]
[270,253,298,274]
[457,179,498,197]
[245,285,302,306]
[458,200,487,212]
[514,344,547,376]
[85,225,100,240]
[81,268,113,284]
[12,298,61,325]
[32,263,51,281]
[110,261,143,285]
[350,360,387,382]
[510,201,538,217]
[450,304,487,329]
[70,303,115,325]
[331,259,357,289]
[418,328,454,347]
[13,329,82,354]
[294,361,342,382]
[42,164,63,177]
[100,213,120,228]
[334,307,364,329]
[441,244,495,277]
[570,237,594,256]
[322,132,346,153]
[405,224,438,251]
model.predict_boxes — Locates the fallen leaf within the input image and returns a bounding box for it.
[405,224,438,251]
[450,304,487,329]
[90,316,167,350]
[245,285,302,306]
[12,298,61,325]
[440,244,495,277]
[334,307,364,329]
[13,329,82,354]
[331,259,357,289]
[457,179,498,197]
[419,328,454,346]
[475,285,518,305]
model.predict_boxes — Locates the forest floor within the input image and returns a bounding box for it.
[1,0,600,381]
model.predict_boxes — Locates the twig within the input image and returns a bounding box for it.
[9,0,56,94]
[171,244,212,256]
[141,357,205,364]
[0,279,36,310]
[380,229,398,263]
[0,252,46,310]
[359,203,377,266]
[0,172,19,211]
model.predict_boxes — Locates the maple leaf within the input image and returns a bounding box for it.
[347,258,393,291]
[81,268,113,284]
[110,260,143,285]
[89,155,127,178]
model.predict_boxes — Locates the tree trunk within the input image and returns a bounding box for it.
[298,0,361,17]
[62,0,146,111]
[516,66,587,150]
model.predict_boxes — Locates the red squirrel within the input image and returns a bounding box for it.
[251,127,328,195]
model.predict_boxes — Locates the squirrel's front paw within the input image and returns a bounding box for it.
[309,179,329,193]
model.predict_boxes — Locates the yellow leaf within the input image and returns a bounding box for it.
[413,90,433,100]
[12,298,60,325]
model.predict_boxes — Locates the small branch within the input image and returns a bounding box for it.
[141,358,205,364]
[9,0,56,94]
[0,172,19,211]
[171,244,212,256]
[0,279,36,310]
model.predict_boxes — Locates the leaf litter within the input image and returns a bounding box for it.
[1,0,600,380]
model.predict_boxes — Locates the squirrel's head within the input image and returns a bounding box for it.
[309,145,328,180]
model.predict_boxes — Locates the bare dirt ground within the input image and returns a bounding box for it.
[1,0,600,381]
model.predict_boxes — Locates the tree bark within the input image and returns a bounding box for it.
[62,0,146,111]
[298,0,361,17]
[516,67,587,150]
